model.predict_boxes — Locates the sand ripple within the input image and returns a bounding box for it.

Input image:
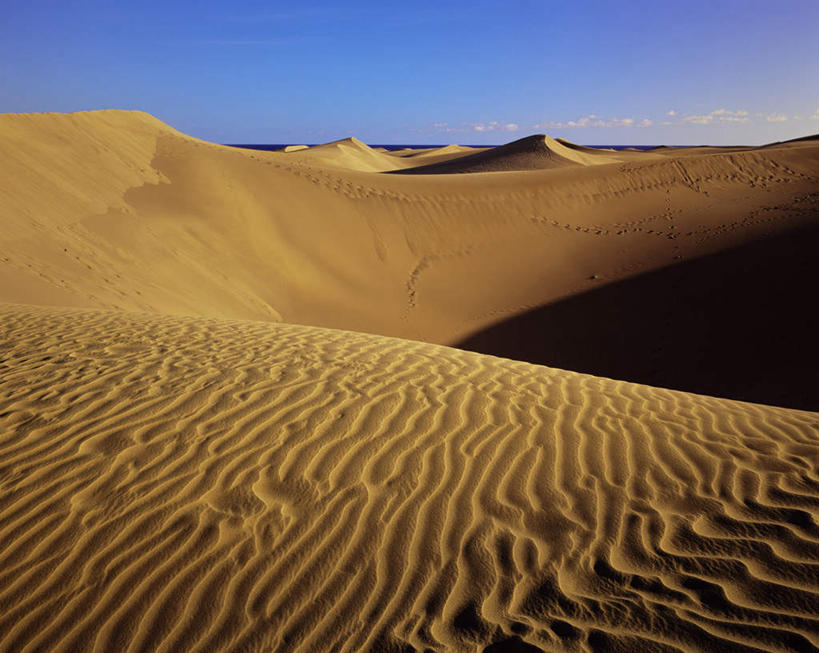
[0,304,817,652]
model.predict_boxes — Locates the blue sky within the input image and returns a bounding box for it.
[2,0,818,144]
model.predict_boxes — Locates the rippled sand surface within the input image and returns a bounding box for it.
[1,111,818,652]
[0,305,817,652]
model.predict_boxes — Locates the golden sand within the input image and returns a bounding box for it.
[1,111,817,344]
[0,111,817,652]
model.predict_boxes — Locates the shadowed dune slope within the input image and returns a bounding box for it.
[387,144,488,167]
[391,134,628,174]
[275,139,481,172]
[1,111,818,352]
[0,304,818,653]
[459,223,819,411]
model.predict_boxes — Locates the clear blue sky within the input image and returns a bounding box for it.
[2,0,818,145]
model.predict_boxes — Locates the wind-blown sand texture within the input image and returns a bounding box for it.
[0,304,817,652]
[1,111,819,651]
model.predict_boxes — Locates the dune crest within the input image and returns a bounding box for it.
[1,110,817,361]
[1,111,818,652]
[393,134,626,174]
[0,303,817,652]
[285,136,407,171]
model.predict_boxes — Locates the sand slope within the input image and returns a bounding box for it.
[1,111,817,351]
[393,134,630,174]
[459,222,819,411]
[281,137,407,172]
[0,303,817,652]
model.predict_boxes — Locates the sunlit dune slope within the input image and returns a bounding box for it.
[1,110,817,354]
[0,303,817,653]
[281,137,406,172]
[385,144,487,166]
[392,134,630,173]
[274,138,479,172]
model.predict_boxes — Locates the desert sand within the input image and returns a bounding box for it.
[0,111,818,652]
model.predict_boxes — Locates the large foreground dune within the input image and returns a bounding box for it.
[1,111,819,651]
[0,304,817,652]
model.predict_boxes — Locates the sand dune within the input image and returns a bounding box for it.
[282,137,408,172]
[387,144,487,166]
[392,134,632,174]
[1,111,817,355]
[1,112,819,651]
[279,140,482,172]
[555,138,618,154]
[459,222,819,410]
[0,303,817,652]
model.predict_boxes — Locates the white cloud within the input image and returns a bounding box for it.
[435,105,813,136]
[682,114,713,125]
[680,109,749,125]
[534,114,646,129]
[566,116,605,127]
[470,121,519,132]
[713,109,749,122]
[711,109,748,117]
[433,121,520,133]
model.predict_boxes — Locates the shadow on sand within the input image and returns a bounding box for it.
[458,224,819,411]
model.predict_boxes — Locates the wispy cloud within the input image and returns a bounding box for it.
[681,114,713,125]
[681,109,749,125]
[533,115,648,129]
[433,121,520,133]
[473,122,519,132]
[432,107,811,136]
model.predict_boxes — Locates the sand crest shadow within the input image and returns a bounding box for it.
[458,224,819,411]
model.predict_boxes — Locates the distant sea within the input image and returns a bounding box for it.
[226,144,665,152]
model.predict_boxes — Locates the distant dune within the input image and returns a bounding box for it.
[1,111,818,652]
[391,134,631,173]
[1,304,817,652]
[1,111,817,356]
[283,136,407,172]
